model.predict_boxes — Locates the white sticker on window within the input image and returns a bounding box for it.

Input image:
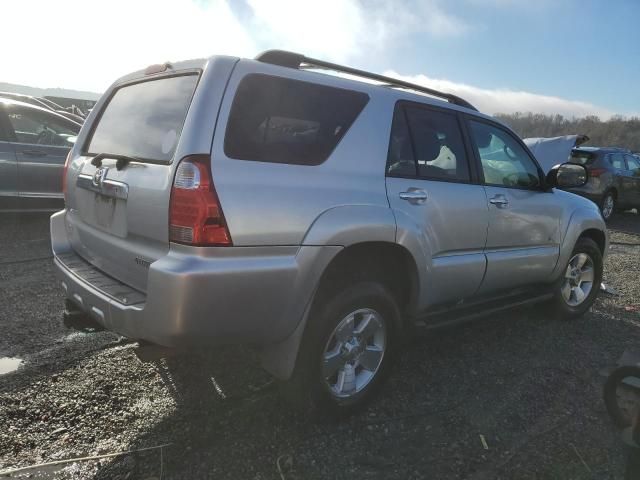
[161,129,177,154]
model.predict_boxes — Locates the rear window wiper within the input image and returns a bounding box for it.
[91,153,143,170]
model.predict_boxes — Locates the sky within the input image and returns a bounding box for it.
[2,0,639,118]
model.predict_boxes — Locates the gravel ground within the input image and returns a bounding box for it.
[1,210,640,479]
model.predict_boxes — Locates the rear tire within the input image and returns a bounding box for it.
[283,281,400,418]
[600,191,616,222]
[548,237,603,320]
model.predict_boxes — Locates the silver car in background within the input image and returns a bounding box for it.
[1,98,81,211]
[51,51,607,415]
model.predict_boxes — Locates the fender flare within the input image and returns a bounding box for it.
[551,206,608,279]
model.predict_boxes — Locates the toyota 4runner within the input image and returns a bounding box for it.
[51,50,607,415]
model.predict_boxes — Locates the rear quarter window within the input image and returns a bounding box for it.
[224,74,369,165]
[570,150,595,165]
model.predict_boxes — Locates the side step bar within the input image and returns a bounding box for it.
[412,290,554,331]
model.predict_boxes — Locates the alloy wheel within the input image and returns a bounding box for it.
[322,308,386,399]
[561,253,595,307]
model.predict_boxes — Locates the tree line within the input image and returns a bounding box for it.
[495,113,640,153]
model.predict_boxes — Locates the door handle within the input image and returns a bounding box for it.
[22,149,47,157]
[489,194,509,207]
[399,189,428,203]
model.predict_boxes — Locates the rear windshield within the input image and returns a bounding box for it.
[85,74,198,162]
[570,150,595,165]
[224,74,369,165]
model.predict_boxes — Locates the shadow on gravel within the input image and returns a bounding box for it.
[92,302,638,479]
[608,209,640,235]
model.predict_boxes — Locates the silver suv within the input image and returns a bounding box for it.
[51,50,607,415]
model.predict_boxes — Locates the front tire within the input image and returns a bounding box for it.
[284,282,400,417]
[549,237,603,319]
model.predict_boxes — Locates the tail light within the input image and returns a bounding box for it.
[62,150,72,200]
[589,168,606,178]
[169,155,232,246]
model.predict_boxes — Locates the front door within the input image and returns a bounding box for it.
[0,105,18,210]
[385,102,488,309]
[465,118,562,294]
[4,103,78,210]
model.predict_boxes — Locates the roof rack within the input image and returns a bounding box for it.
[255,49,478,111]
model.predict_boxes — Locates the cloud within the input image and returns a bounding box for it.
[2,0,256,92]
[1,0,471,92]
[384,71,618,119]
[1,0,621,118]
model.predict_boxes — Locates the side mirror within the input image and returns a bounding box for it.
[546,162,588,189]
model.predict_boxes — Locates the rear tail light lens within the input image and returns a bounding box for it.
[169,155,232,246]
[589,168,606,178]
[62,150,72,200]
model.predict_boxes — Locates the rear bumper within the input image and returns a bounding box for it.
[51,210,339,348]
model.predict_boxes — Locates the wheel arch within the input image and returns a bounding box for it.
[552,206,608,280]
[312,241,420,319]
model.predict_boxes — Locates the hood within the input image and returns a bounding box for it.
[524,135,589,173]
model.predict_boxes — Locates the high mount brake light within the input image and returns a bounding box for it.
[169,155,232,246]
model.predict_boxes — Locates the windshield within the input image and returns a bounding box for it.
[85,74,198,162]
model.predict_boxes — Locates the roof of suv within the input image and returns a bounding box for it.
[113,52,495,123]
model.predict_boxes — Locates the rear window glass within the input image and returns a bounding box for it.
[85,74,198,162]
[224,74,369,165]
[570,150,595,165]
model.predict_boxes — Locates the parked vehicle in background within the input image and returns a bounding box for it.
[0,91,85,123]
[51,51,607,416]
[0,98,81,211]
[565,146,640,221]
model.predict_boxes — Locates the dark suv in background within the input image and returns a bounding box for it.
[567,147,640,221]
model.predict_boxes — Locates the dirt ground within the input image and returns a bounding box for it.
[1,211,640,479]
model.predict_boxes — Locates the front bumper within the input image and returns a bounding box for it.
[51,210,339,348]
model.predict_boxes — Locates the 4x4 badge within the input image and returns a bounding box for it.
[92,167,109,187]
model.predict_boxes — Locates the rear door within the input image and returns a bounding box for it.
[3,103,78,209]
[624,154,640,207]
[609,153,631,206]
[385,102,488,306]
[0,106,18,210]
[465,118,562,294]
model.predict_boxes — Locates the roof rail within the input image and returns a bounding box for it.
[255,49,478,111]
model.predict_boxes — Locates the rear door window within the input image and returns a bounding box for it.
[625,154,640,171]
[85,74,199,162]
[224,74,369,165]
[610,153,626,170]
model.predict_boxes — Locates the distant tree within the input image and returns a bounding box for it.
[495,112,640,152]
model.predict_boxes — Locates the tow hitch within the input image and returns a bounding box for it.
[62,299,105,332]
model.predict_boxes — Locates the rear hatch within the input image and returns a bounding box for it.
[570,149,596,166]
[65,72,200,293]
